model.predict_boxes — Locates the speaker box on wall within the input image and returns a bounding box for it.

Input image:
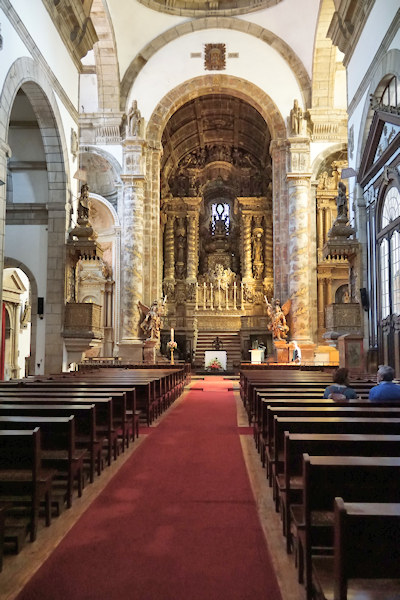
[360,288,369,311]
[37,297,44,315]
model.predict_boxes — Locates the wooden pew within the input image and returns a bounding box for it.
[0,416,84,509]
[312,498,400,600]
[268,406,400,492]
[270,416,400,498]
[0,387,130,451]
[0,502,11,571]
[0,429,56,543]
[0,395,117,467]
[280,432,400,553]
[0,404,97,484]
[291,455,400,599]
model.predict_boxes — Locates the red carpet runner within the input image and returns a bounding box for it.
[17,376,282,600]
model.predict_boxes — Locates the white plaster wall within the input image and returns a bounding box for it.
[5,225,48,293]
[106,0,185,79]
[54,92,79,205]
[130,29,303,124]
[389,27,400,52]
[0,7,32,94]
[80,74,99,114]
[347,0,399,104]
[5,225,48,374]
[238,0,319,77]
[10,0,79,107]
[310,142,338,171]
[97,145,123,167]
[348,88,369,169]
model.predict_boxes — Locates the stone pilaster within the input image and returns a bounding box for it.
[145,145,162,305]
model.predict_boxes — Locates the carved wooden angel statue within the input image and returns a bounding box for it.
[264,296,290,341]
[138,297,166,340]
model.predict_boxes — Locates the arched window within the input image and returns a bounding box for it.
[378,186,400,319]
[380,76,400,108]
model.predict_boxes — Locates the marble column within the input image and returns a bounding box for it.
[287,173,314,342]
[270,139,289,300]
[119,137,146,359]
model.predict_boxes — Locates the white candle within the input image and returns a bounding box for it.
[171,328,174,342]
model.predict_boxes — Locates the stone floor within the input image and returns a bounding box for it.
[0,379,305,600]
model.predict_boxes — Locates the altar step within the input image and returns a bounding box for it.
[194,332,242,372]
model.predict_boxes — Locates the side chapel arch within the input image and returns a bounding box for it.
[0,57,70,374]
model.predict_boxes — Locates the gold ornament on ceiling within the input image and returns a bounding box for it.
[204,44,226,71]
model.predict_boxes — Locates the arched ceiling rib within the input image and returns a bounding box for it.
[120,18,311,111]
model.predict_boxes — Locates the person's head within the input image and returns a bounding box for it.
[333,368,350,386]
[377,365,395,383]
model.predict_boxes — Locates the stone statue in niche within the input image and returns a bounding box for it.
[252,221,264,280]
[175,217,187,279]
[289,99,303,136]
[126,100,142,137]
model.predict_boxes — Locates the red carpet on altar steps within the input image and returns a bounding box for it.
[16,376,282,600]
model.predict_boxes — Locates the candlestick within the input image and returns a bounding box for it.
[171,328,174,342]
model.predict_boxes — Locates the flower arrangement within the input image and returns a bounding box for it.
[167,340,177,351]
[207,357,223,371]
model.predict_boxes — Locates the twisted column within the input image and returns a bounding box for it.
[242,214,253,280]
[186,201,201,282]
[164,214,175,281]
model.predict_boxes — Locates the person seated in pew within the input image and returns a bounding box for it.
[369,365,400,401]
[323,367,358,400]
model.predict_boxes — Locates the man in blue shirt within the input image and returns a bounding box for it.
[369,365,400,401]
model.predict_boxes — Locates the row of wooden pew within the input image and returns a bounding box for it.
[240,368,400,600]
[0,365,188,571]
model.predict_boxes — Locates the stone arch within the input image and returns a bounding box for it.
[0,57,70,197]
[4,257,39,376]
[311,142,348,179]
[120,18,311,111]
[311,0,341,108]
[356,49,400,167]
[0,56,71,374]
[90,0,120,111]
[146,75,287,146]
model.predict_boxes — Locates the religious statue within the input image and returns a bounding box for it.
[336,181,348,220]
[126,100,142,137]
[289,99,303,136]
[138,297,166,340]
[264,297,291,341]
[77,183,90,221]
